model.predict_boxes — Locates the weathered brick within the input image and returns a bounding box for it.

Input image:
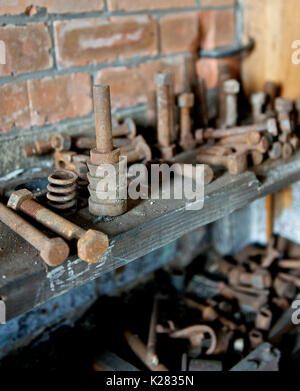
[0,23,52,77]
[54,16,158,68]
[108,0,196,11]
[0,82,30,133]
[196,56,241,89]
[201,0,235,6]
[199,9,235,49]
[95,56,186,108]
[0,0,104,15]
[160,12,200,54]
[28,73,92,126]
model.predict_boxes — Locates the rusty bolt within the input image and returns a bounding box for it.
[249,329,264,349]
[0,201,69,266]
[178,92,196,151]
[196,118,278,144]
[50,133,72,152]
[268,142,282,160]
[251,92,266,123]
[255,308,272,331]
[8,189,109,263]
[155,72,176,159]
[198,145,233,156]
[229,267,272,289]
[224,79,240,128]
[197,152,247,175]
[121,135,152,163]
[112,117,136,139]
[23,139,53,157]
[228,136,270,154]
[219,131,262,146]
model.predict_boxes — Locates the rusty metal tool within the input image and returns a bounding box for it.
[224,79,240,128]
[196,118,278,144]
[0,201,69,266]
[170,325,217,357]
[225,136,269,154]
[196,152,247,175]
[275,97,293,133]
[8,189,109,263]
[155,72,176,159]
[88,85,127,217]
[178,92,196,151]
[251,92,266,124]
[124,330,168,371]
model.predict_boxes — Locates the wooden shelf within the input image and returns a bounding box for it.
[1,152,300,321]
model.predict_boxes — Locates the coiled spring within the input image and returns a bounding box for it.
[47,169,78,210]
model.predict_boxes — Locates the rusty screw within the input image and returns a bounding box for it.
[0,201,69,266]
[24,139,53,157]
[251,92,266,124]
[8,189,109,263]
[155,72,176,159]
[197,152,247,175]
[196,118,278,144]
[88,85,127,217]
[228,266,272,289]
[224,79,240,128]
[178,92,196,151]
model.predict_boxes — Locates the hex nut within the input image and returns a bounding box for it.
[77,229,109,263]
[8,189,33,210]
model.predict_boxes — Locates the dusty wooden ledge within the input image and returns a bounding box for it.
[1,151,300,321]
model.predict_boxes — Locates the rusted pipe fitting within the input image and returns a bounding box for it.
[8,189,109,263]
[88,85,127,217]
[224,79,240,128]
[196,152,247,175]
[0,201,69,266]
[155,72,176,159]
[250,92,266,124]
[178,92,196,151]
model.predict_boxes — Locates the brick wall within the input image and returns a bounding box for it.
[0,0,240,175]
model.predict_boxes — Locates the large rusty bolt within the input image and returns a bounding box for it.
[224,79,240,128]
[8,189,109,263]
[178,92,196,151]
[155,72,176,159]
[0,201,69,266]
[88,85,127,217]
[197,152,247,175]
[250,92,266,124]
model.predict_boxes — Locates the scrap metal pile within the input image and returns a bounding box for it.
[0,63,299,266]
[93,235,300,371]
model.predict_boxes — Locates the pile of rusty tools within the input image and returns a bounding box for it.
[102,235,300,371]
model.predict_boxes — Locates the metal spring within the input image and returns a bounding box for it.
[47,169,78,210]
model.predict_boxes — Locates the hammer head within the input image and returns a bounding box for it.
[40,237,70,267]
[8,189,33,210]
[78,229,109,263]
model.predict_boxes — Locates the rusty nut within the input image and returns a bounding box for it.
[7,189,33,210]
[77,229,109,263]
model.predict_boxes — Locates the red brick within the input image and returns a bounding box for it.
[199,9,235,49]
[196,56,241,89]
[28,73,92,126]
[160,12,200,54]
[201,0,235,6]
[108,0,196,11]
[95,56,186,108]
[54,16,158,68]
[0,23,52,77]
[0,0,104,15]
[0,82,30,133]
